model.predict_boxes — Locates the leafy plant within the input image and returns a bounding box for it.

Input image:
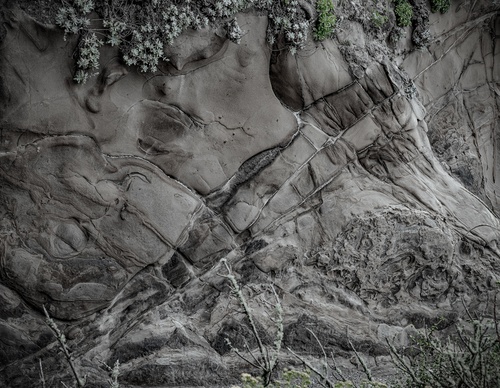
[371,11,388,29]
[236,365,386,388]
[388,314,500,387]
[52,0,314,83]
[430,0,451,14]
[393,0,413,27]
[55,1,92,36]
[226,17,244,44]
[236,368,312,388]
[313,0,337,41]
[267,0,310,55]
[73,31,102,84]
[279,368,312,388]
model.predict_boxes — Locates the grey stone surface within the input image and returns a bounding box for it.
[0,1,499,386]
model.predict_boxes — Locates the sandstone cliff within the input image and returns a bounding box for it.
[0,0,499,386]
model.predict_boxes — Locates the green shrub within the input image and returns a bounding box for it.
[237,369,312,388]
[430,0,451,14]
[313,0,337,41]
[371,11,388,29]
[280,369,312,388]
[393,0,413,27]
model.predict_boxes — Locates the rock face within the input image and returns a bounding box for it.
[0,1,499,386]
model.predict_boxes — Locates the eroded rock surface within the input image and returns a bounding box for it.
[0,1,499,386]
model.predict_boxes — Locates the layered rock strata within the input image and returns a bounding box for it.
[0,1,499,386]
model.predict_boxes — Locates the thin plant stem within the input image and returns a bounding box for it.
[348,338,373,383]
[38,359,46,388]
[288,347,335,388]
[219,258,283,386]
[43,305,86,388]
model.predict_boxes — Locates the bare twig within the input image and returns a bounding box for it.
[287,326,341,388]
[494,288,500,343]
[348,338,372,382]
[38,359,46,388]
[329,351,349,382]
[43,305,86,388]
[98,359,120,388]
[461,296,475,321]
[386,339,422,385]
[306,328,329,381]
[226,337,263,370]
[288,348,335,388]
[219,258,283,386]
[243,337,266,369]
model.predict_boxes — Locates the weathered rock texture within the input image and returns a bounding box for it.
[0,0,499,386]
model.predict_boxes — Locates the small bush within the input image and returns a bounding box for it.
[313,0,337,41]
[266,0,309,54]
[226,18,243,44]
[388,316,500,388]
[393,0,413,27]
[430,0,451,14]
[236,369,312,388]
[371,11,388,29]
